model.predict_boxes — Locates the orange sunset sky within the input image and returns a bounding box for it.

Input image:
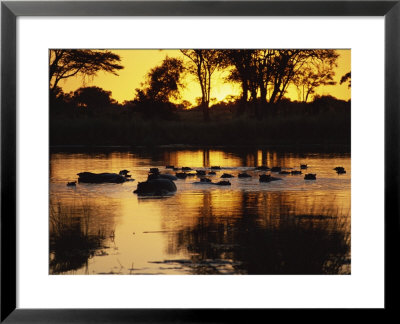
[59,49,351,106]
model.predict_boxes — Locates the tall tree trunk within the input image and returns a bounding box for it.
[237,79,248,116]
[202,101,210,121]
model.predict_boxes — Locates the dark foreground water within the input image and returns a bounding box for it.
[49,147,350,275]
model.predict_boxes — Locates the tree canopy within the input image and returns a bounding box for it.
[72,86,114,109]
[135,57,185,103]
[49,49,123,91]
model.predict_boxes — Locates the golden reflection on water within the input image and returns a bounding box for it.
[50,148,351,275]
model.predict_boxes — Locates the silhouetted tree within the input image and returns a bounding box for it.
[222,50,258,115]
[133,57,185,120]
[72,86,114,110]
[294,60,337,103]
[266,50,338,105]
[49,50,123,92]
[221,49,338,116]
[181,50,225,121]
[50,86,74,116]
[136,57,185,103]
[340,71,351,88]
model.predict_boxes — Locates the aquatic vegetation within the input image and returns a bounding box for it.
[173,210,350,275]
[49,201,110,274]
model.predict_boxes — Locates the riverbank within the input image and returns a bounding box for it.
[50,112,350,148]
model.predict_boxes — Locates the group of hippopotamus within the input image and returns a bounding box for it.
[67,164,346,196]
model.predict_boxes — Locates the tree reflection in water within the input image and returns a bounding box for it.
[167,191,350,275]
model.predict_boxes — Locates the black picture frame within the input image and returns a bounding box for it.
[1,0,399,322]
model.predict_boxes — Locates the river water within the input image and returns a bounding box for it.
[49,147,351,275]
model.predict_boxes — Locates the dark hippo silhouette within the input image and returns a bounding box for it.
[193,178,212,184]
[119,170,130,176]
[208,171,217,175]
[300,164,308,169]
[334,167,346,174]
[304,173,317,180]
[279,171,291,175]
[238,173,252,178]
[149,168,160,174]
[291,170,302,175]
[215,180,231,186]
[182,167,192,171]
[166,165,174,169]
[176,172,188,179]
[211,166,221,170]
[134,178,177,196]
[77,172,127,183]
[148,173,178,181]
[67,181,76,187]
[196,170,206,176]
[270,167,282,172]
[259,174,282,182]
[221,173,234,178]
[255,166,270,171]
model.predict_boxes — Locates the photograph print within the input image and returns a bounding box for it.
[49,49,351,275]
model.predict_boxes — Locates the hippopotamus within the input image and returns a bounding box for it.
[334,167,346,174]
[196,170,206,176]
[208,171,216,175]
[300,164,308,169]
[220,173,234,178]
[304,173,317,180]
[77,172,127,183]
[238,173,252,178]
[193,178,212,184]
[255,166,270,171]
[291,170,302,175]
[214,180,231,186]
[147,173,178,181]
[279,171,291,175]
[270,167,282,172]
[134,178,177,196]
[211,166,221,170]
[175,172,187,179]
[259,174,282,182]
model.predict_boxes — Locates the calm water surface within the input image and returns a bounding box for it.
[49,148,351,275]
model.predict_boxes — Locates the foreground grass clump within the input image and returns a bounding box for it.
[49,202,108,274]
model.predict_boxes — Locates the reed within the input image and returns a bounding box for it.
[49,200,107,274]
